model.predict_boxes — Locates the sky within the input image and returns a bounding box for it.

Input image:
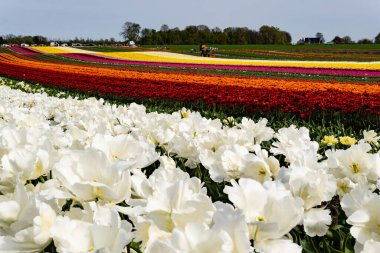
[0,0,379,43]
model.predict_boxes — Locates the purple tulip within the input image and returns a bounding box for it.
[9,46,41,56]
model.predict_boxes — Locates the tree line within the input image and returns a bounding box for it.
[122,22,380,45]
[121,22,292,45]
[0,34,122,46]
[0,35,49,45]
[331,35,377,44]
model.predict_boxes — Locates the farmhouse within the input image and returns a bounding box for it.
[299,37,324,44]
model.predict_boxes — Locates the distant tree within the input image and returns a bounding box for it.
[375,32,380,44]
[197,25,210,32]
[259,25,276,44]
[223,27,236,44]
[0,36,4,44]
[211,27,227,44]
[259,25,289,44]
[19,36,34,45]
[283,32,292,44]
[183,26,199,44]
[160,24,169,32]
[332,36,343,44]
[120,21,141,42]
[152,30,164,45]
[32,35,48,45]
[247,30,260,44]
[141,28,155,44]
[315,32,323,38]
[167,28,182,44]
[357,38,373,44]
[342,36,353,44]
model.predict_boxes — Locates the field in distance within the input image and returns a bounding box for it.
[75,44,380,61]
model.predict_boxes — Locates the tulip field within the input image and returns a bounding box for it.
[0,45,380,253]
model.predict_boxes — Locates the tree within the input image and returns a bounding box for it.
[258,25,289,44]
[332,36,343,44]
[32,35,48,45]
[283,32,292,44]
[247,30,260,44]
[211,27,227,44]
[140,28,154,44]
[197,25,210,32]
[0,36,4,45]
[167,28,181,44]
[183,26,199,44]
[342,36,353,44]
[375,32,380,44]
[357,38,373,44]
[160,24,169,32]
[120,21,141,42]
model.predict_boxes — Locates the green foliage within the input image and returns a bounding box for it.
[357,38,373,44]
[258,25,291,44]
[376,32,380,44]
[139,25,292,45]
[0,34,48,45]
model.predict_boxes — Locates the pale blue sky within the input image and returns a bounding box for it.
[1,0,379,42]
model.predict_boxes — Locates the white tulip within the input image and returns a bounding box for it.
[237,118,274,145]
[212,202,251,253]
[326,143,380,183]
[91,133,159,170]
[145,179,215,232]
[271,125,320,163]
[361,239,380,253]
[361,130,380,147]
[51,204,133,253]
[0,182,57,252]
[53,148,131,203]
[341,185,380,246]
[286,163,336,210]
[147,223,233,253]
[224,179,303,243]
[303,208,332,237]
[254,238,302,253]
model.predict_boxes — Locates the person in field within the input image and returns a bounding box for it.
[200,42,206,57]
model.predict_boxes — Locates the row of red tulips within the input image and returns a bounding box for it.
[0,60,379,117]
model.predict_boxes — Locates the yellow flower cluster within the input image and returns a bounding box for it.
[321,135,339,146]
[321,135,357,146]
[31,46,93,54]
[339,136,357,146]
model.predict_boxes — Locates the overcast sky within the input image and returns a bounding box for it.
[1,0,379,42]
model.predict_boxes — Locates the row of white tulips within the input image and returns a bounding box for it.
[0,79,380,253]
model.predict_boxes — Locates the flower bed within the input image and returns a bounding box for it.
[0,78,379,252]
[59,53,380,77]
[0,53,379,116]
[8,46,42,56]
[99,51,380,70]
